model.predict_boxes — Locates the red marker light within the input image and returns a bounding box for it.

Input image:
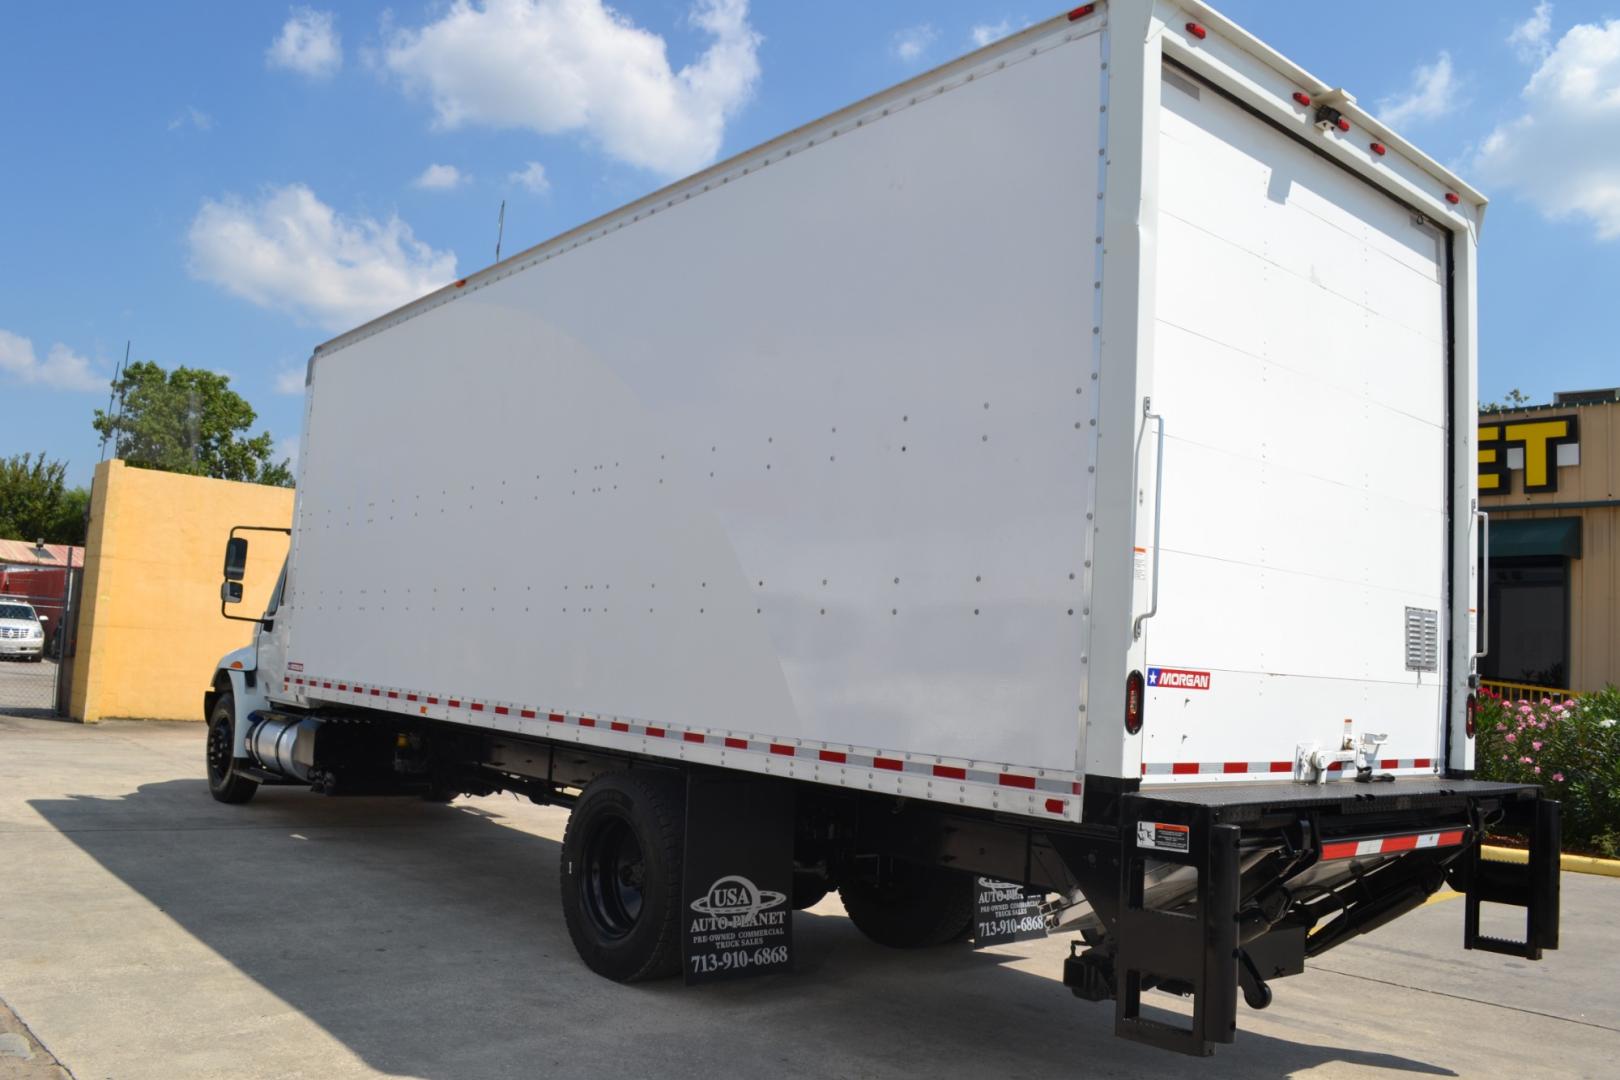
[1465,693,1477,738]
[1446,192,1462,205]
[1336,117,1351,133]
[1125,670,1146,735]
[1292,92,1311,107]
[1186,21,1207,39]
[1370,141,1387,156]
[1067,3,1095,20]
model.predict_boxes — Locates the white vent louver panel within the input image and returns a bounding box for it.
[1404,607,1439,672]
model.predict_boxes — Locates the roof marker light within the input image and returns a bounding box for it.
[1336,117,1351,133]
[1186,21,1207,39]
[1067,4,1095,21]
[1446,192,1461,205]
[1370,141,1387,156]
[1292,92,1311,107]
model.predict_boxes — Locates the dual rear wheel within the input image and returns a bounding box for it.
[560,771,686,982]
[559,771,975,981]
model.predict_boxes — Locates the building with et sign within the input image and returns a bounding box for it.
[1479,388,1620,691]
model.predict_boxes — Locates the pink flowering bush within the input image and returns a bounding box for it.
[1476,687,1620,857]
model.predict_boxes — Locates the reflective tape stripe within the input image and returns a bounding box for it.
[1321,829,1467,861]
[292,673,1079,815]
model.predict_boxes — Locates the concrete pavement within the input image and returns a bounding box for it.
[1,713,1616,1079]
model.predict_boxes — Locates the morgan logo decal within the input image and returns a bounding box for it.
[286,661,304,672]
[1148,667,1210,690]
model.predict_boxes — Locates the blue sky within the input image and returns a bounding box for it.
[2,1,1617,486]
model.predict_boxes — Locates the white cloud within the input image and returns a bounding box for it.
[168,106,214,132]
[186,183,459,331]
[893,23,938,64]
[509,161,550,194]
[275,435,300,472]
[0,330,104,392]
[1475,19,1620,240]
[274,365,307,395]
[413,163,469,190]
[1376,51,1460,130]
[970,20,1013,48]
[383,0,761,178]
[267,7,342,79]
[1510,3,1554,62]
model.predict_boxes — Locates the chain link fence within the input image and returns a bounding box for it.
[0,560,79,716]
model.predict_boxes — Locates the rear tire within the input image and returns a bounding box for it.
[838,859,974,948]
[560,771,685,982]
[206,693,258,805]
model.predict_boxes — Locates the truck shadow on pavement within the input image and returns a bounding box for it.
[30,780,1457,1080]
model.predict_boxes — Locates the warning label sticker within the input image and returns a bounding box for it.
[1148,667,1211,690]
[1136,821,1190,853]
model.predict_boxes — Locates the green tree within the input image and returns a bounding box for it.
[91,361,293,486]
[0,452,89,544]
[1480,388,1533,414]
[48,485,91,546]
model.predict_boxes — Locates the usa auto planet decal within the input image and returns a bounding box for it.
[972,877,1048,947]
[1148,666,1211,690]
[687,875,790,976]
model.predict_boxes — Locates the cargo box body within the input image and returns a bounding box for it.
[262,0,1482,825]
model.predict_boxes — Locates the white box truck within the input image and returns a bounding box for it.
[205,0,1560,1055]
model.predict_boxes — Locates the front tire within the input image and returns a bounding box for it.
[838,858,974,948]
[560,771,685,982]
[206,692,258,805]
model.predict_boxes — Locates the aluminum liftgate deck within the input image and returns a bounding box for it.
[1093,778,1559,1056]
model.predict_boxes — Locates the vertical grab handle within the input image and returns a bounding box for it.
[1132,399,1166,641]
[1475,510,1490,661]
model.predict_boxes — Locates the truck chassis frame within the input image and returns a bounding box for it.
[211,692,1558,1057]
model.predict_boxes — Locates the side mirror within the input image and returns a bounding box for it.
[221,581,243,605]
[223,537,249,582]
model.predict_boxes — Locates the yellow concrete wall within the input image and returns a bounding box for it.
[69,460,293,723]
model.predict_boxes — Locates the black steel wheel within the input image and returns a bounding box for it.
[838,858,974,948]
[206,692,258,805]
[560,771,684,982]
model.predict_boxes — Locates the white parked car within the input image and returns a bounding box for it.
[0,601,47,662]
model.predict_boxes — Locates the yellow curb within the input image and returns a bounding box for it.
[1482,844,1620,878]
[1422,889,1463,908]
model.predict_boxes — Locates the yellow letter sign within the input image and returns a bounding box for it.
[1477,415,1577,494]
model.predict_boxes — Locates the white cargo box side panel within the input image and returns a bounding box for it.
[283,25,1107,818]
